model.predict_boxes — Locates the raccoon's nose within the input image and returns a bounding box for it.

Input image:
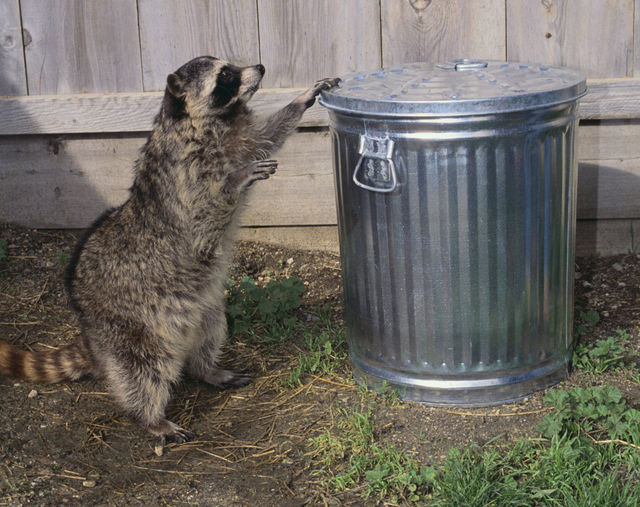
[255,64,265,76]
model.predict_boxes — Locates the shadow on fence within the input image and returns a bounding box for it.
[576,162,640,256]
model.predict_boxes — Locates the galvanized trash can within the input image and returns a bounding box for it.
[320,59,587,405]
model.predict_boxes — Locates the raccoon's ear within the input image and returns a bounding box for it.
[164,74,187,118]
[166,73,186,98]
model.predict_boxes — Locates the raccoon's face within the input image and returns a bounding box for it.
[164,56,265,119]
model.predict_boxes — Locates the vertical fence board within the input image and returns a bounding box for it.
[138,0,260,92]
[381,0,505,67]
[507,0,633,78]
[634,0,640,75]
[258,0,381,88]
[0,0,27,95]
[21,0,143,95]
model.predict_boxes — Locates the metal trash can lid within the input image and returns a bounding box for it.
[320,59,587,118]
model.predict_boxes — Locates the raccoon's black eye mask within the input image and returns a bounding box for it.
[212,68,241,107]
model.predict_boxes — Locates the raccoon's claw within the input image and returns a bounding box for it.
[224,160,277,193]
[244,160,277,187]
[253,159,278,175]
[149,419,195,447]
[298,77,342,108]
[161,427,195,446]
[319,77,342,90]
[202,368,252,389]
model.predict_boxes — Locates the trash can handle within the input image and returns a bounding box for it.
[353,135,398,193]
[436,59,488,71]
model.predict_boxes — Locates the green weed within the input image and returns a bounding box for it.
[354,379,402,405]
[379,381,402,406]
[225,276,305,341]
[283,325,346,388]
[538,385,640,444]
[361,380,403,406]
[363,448,435,503]
[574,310,600,340]
[56,253,70,266]
[573,331,627,373]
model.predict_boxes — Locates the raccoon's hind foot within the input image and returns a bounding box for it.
[224,160,277,193]
[202,368,252,389]
[296,77,342,108]
[147,419,195,446]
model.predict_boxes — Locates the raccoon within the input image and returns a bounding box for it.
[0,56,340,445]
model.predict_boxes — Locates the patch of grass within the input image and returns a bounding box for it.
[310,384,640,505]
[573,330,627,373]
[430,442,529,506]
[429,386,640,506]
[283,324,347,388]
[225,276,305,341]
[430,434,640,507]
[310,407,434,503]
[377,381,403,406]
[356,380,403,406]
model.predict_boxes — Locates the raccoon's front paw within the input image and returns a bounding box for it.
[225,160,277,193]
[202,368,252,389]
[250,159,277,182]
[148,419,195,447]
[296,77,341,108]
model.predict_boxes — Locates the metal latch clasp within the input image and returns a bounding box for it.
[353,135,397,193]
[437,59,488,71]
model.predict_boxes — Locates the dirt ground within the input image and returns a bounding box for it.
[1,222,639,507]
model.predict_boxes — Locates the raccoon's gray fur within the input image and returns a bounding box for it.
[0,56,339,445]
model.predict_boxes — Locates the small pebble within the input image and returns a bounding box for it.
[82,480,96,488]
[155,444,164,457]
[286,258,294,265]
[612,263,623,272]
[28,389,38,398]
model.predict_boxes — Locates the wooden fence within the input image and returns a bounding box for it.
[1,0,640,255]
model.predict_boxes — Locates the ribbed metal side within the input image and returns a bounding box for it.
[330,105,579,405]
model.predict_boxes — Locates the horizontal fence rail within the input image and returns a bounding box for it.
[0,79,638,136]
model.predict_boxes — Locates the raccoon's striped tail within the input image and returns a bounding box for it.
[0,339,92,383]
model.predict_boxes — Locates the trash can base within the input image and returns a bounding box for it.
[351,355,568,407]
